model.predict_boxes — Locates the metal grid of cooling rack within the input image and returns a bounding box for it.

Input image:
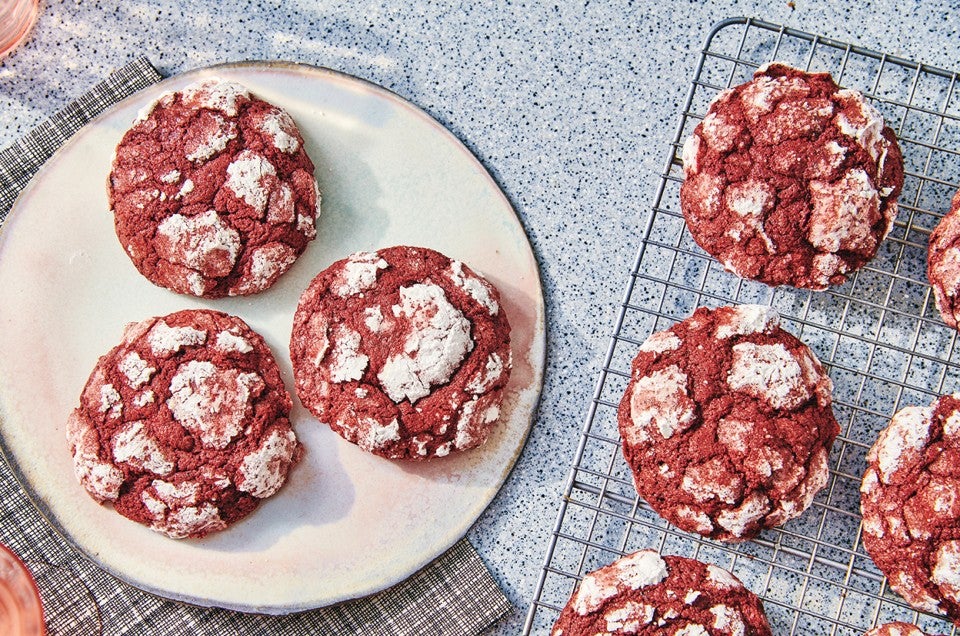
[524,16,960,636]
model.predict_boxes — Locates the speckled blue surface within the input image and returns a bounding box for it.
[3,2,960,633]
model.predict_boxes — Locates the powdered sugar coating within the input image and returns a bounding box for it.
[680,63,903,289]
[290,246,511,460]
[552,551,771,636]
[861,393,960,622]
[109,78,320,298]
[619,305,838,541]
[927,189,960,330]
[865,623,938,636]
[66,309,302,539]
[378,283,474,403]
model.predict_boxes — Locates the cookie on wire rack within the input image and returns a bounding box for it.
[617,304,839,542]
[109,78,321,298]
[290,246,512,460]
[861,393,960,625]
[67,309,303,539]
[680,62,904,289]
[865,623,942,636]
[551,550,772,636]
[927,189,960,329]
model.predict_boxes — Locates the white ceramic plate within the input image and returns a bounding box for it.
[0,61,545,613]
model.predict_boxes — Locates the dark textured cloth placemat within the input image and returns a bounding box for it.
[0,56,512,636]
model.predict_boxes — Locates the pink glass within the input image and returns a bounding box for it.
[0,0,38,58]
[0,544,44,636]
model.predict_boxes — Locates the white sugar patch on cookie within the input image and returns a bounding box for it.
[358,418,401,452]
[681,458,743,505]
[727,342,811,410]
[364,306,385,332]
[676,505,714,534]
[724,180,777,253]
[809,169,880,253]
[181,79,250,117]
[238,428,298,498]
[934,540,960,603]
[167,360,264,449]
[266,183,295,224]
[225,150,276,214]
[699,110,740,154]
[835,91,887,162]
[573,551,668,615]
[335,251,389,297]
[627,365,694,442]
[99,384,123,416]
[706,565,742,590]
[157,209,241,277]
[604,601,654,632]
[142,479,226,539]
[329,325,368,383]
[229,242,297,295]
[147,321,208,356]
[715,304,779,339]
[184,113,237,162]
[257,108,300,153]
[67,412,123,502]
[870,405,933,484]
[118,352,156,388]
[448,260,499,315]
[716,491,771,538]
[379,283,474,403]
[176,179,195,199]
[638,331,683,354]
[717,417,754,454]
[160,170,181,184]
[710,605,745,636]
[216,329,253,353]
[466,352,505,394]
[682,133,701,174]
[112,420,174,475]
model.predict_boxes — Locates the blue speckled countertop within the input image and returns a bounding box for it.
[3,1,959,633]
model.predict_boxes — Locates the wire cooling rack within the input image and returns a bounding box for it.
[524,16,960,636]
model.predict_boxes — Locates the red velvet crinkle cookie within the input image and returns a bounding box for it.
[617,304,839,541]
[290,246,512,460]
[551,550,772,636]
[109,78,321,298]
[927,189,960,329]
[861,394,960,624]
[66,309,303,539]
[680,63,904,289]
[865,623,940,636]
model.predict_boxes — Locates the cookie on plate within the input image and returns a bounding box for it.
[927,189,960,329]
[67,309,302,539]
[109,78,321,298]
[551,550,772,636]
[680,62,904,289]
[861,394,960,624]
[617,304,839,541]
[290,246,511,460]
[865,624,940,636]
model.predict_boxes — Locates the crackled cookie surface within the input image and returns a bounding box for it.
[861,394,960,624]
[67,309,302,539]
[617,305,839,541]
[865,623,939,636]
[551,550,772,636]
[680,63,903,289]
[290,246,512,460]
[927,189,960,329]
[109,78,321,297]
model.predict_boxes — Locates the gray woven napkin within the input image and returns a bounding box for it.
[0,56,512,636]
